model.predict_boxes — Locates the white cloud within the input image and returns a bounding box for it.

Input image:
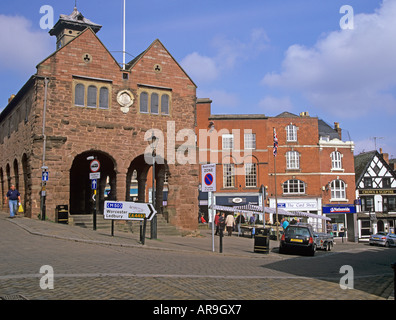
[198,88,240,111]
[180,52,219,83]
[258,96,294,114]
[0,15,53,73]
[262,0,396,118]
[182,28,270,84]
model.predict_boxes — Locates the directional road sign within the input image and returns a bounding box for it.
[42,171,49,182]
[91,179,97,190]
[104,201,157,221]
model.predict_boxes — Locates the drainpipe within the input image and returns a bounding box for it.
[40,77,49,221]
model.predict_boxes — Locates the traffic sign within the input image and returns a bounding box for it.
[42,171,49,182]
[90,172,101,180]
[104,201,157,221]
[90,159,100,173]
[201,164,216,192]
[91,179,97,190]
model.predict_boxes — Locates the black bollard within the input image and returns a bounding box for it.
[219,228,223,253]
[392,262,396,300]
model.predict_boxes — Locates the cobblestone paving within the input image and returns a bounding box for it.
[0,213,394,300]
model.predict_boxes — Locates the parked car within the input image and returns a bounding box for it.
[279,223,317,256]
[369,232,396,247]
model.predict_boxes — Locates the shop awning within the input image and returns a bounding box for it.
[211,204,331,221]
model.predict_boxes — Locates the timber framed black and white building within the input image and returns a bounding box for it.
[355,149,396,239]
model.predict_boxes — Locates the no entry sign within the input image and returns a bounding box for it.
[201,164,216,192]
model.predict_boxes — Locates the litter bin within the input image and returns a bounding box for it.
[55,205,69,224]
[254,228,270,254]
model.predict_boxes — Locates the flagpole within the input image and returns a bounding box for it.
[274,152,279,241]
[123,0,126,70]
[273,127,279,241]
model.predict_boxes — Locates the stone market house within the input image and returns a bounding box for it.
[0,8,199,231]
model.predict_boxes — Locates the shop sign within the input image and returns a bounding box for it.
[359,189,396,195]
[323,205,356,214]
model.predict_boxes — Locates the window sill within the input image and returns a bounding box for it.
[329,198,349,202]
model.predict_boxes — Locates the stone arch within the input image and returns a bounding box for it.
[6,163,11,190]
[126,153,169,215]
[13,159,19,191]
[70,150,117,215]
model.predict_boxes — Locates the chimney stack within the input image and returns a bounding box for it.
[334,122,342,140]
[379,148,389,164]
[8,94,15,104]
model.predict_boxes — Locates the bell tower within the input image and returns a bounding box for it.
[49,7,102,50]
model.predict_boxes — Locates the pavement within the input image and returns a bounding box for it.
[0,210,357,257]
[1,210,395,301]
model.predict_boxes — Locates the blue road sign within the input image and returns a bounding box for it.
[42,172,49,182]
[91,179,98,190]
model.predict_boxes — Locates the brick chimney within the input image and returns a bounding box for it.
[8,94,15,104]
[334,122,342,140]
[379,148,389,164]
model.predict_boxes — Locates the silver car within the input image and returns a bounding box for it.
[369,232,396,247]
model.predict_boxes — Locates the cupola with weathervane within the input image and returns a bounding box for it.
[49,7,102,50]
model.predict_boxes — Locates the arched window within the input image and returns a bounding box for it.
[283,179,305,194]
[245,163,257,187]
[223,163,235,188]
[87,85,97,108]
[331,151,342,169]
[140,92,148,113]
[286,151,300,169]
[75,84,85,106]
[331,180,346,199]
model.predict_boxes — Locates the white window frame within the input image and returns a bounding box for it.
[331,179,346,200]
[222,134,234,150]
[286,151,300,169]
[283,179,305,194]
[223,164,235,188]
[331,151,343,170]
[286,124,297,142]
[244,133,256,150]
[245,163,257,187]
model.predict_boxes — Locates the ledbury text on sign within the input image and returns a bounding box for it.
[104,201,157,221]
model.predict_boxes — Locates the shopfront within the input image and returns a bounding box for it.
[323,204,356,238]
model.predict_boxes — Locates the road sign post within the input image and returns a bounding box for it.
[90,159,100,231]
[201,164,216,252]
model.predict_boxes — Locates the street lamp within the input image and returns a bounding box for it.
[149,133,159,239]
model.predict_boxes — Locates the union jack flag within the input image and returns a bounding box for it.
[273,128,278,157]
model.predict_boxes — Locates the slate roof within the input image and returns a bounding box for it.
[354,151,377,185]
[318,119,340,140]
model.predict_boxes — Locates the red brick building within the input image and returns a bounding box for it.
[0,8,199,231]
[196,101,357,238]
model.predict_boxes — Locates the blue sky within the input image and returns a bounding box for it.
[1,0,395,157]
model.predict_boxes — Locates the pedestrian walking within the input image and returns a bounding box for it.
[214,212,220,235]
[281,218,289,230]
[225,213,235,236]
[5,184,21,218]
[236,213,245,236]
